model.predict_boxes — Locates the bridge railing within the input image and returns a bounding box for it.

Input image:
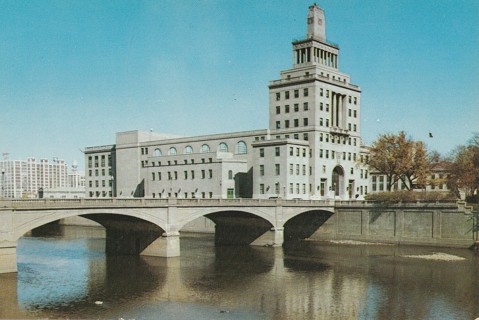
[0,198,460,210]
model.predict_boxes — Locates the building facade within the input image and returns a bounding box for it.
[0,157,68,199]
[84,4,370,200]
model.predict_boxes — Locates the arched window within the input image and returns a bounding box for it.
[200,144,210,153]
[183,146,193,154]
[153,148,162,157]
[168,147,177,155]
[218,142,228,152]
[228,170,233,180]
[235,141,247,154]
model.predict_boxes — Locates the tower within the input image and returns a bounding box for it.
[266,4,366,200]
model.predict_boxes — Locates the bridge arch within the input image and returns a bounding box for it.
[14,209,168,242]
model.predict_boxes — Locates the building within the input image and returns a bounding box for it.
[0,156,68,199]
[85,4,370,200]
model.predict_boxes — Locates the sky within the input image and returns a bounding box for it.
[1,0,478,171]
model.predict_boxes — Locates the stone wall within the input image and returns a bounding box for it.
[309,202,475,247]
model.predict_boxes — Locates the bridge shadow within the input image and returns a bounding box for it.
[284,210,334,241]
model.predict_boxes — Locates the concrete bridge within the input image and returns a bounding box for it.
[0,198,475,274]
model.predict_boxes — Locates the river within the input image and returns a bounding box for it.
[0,225,478,319]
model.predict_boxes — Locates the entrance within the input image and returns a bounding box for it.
[332,166,344,198]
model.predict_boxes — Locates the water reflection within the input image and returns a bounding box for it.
[1,226,479,319]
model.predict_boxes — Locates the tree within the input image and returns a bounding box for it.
[368,131,430,191]
[447,134,479,199]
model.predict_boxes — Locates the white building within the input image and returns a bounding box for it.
[0,157,68,199]
[85,4,370,200]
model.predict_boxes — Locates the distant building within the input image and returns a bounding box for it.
[84,4,371,201]
[0,157,68,198]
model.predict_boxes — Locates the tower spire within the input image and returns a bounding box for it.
[307,3,326,41]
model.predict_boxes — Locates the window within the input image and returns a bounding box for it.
[303,133,308,140]
[184,171,188,179]
[285,105,290,113]
[88,157,92,168]
[289,183,293,194]
[191,170,195,179]
[275,183,280,194]
[303,118,308,126]
[302,165,306,176]
[174,171,178,180]
[354,110,357,118]
[290,147,293,156]
[276,106,280,114]
[260,184,265,194]
[275,164,280,175]
[276,121,281,129]
[296,164,300,175]
[259,148,264,157]
[294,104,299,112]
[379,176,384,191]
[348,109,352,117]
[294,89,299,98]
[168,147,177,155]
[320,118,323,126]
[294,119,299,127]
[320,88,323,97]
[326,104,329,112]
[320,102,323,111]
[354,97,357,105]
[209,169,213,178]
[285,120,290,128]
[259,165,264,176]
[275,147,280,156]
[285,91,290,99]
[303,102,309,111]
[184,146,193,154]
[276,92,280,101]
[303,88,308,97]
[289,164,293,175]
[101,155,105,167]
[235,141,247,154]
[201,170,205,179]
[218,142,228,152]
[228,170,233,179]
[200,144,210,153]
[353,124,357,132]
[320,149,323,158]
[326,90,329,98]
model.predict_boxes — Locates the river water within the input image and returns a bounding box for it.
[1,225,479,319]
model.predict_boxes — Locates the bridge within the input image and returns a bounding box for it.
[0,198,475,274]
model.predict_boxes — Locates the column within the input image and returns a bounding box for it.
[0,245,17,274]
[251,227,284,247]
[141,231,180,257]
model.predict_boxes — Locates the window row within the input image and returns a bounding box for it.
[275,88,309,101]
[258,164,281,176]
[152,191,214,199]
[88,180,113,188]
[151,169,213,181]
[87,155,112,168]
[151,141,247,157]
[89,191,113,198]
[320,134,358,146]
[288,164,309,176]
[319,150,357,161]
[259,147,281,158]
[259,182,281,195]
[275,118,309,129]
[88,168,113,177]
[275,102,309,114]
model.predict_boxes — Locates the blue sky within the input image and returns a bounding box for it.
[1,0,478,171]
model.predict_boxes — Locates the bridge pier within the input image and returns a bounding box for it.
[141,232,180,257]
[251,227,284,247]
[0,245,17,274]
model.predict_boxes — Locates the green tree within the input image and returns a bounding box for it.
[369,131,430,191]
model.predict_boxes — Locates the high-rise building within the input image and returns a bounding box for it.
[0,157,68,199]
[84,4,370,200]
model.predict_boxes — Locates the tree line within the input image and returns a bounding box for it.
[368,131,479,202]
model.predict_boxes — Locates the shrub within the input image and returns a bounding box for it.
[365,191,457,203]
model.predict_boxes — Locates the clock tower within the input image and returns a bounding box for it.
[307,3,326,41]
